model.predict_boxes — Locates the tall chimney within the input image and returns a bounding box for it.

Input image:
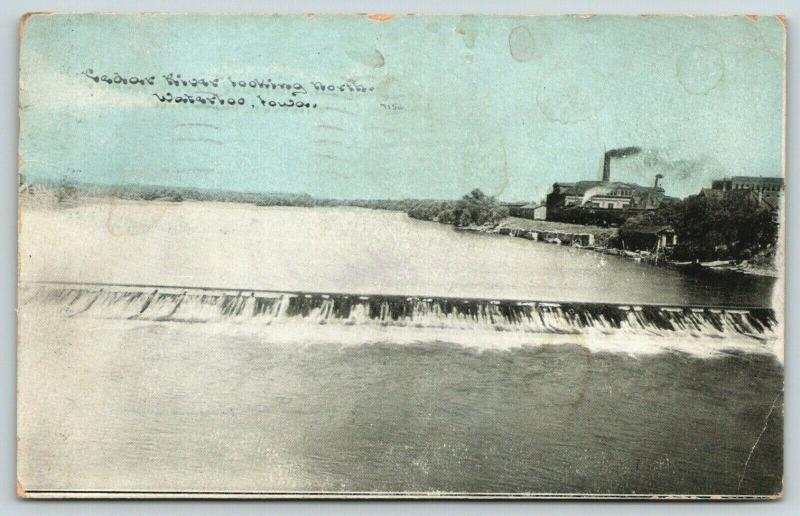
[654,174,663,188]
[602,146,642,183]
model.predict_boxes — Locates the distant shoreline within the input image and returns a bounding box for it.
[19,182,779,279]
[17,178,454,211]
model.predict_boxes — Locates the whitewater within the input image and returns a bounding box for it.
[20,281,781,361]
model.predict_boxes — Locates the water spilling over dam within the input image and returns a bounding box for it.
[20,282,777,344]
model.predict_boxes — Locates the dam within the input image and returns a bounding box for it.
[20,281,777,343]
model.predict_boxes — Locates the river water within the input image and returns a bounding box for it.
[19,202,776,306]
[17,202,783,496]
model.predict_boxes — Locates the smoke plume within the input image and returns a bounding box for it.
[603,146,642,182]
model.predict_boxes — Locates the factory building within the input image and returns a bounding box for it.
[545,147,672,216]
[711,176,783,205]
[698,175,783,220]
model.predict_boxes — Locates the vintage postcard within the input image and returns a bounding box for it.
[17,13,785,499]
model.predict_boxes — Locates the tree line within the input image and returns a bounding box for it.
[407,189,509,227]
[623,191,779,262]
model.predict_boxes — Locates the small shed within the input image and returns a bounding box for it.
[510,203,547,220]
[618,226,677,251]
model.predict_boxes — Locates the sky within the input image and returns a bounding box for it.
[19,14,785,201]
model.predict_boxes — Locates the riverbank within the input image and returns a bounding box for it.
[494,217,617,247]
[455,216,779,278]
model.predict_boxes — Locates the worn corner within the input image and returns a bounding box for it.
[19,12,51,38]
[367,14,396,22]
[16,478,28,499]
[769,479,784,500]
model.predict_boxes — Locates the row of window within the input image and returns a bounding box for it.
[730,183,782,192]
[589,202,631,209]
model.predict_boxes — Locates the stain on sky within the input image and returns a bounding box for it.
[454,17,477,49]
[509,26,537,62]
[346,48,385,68]
[676,46,725,95]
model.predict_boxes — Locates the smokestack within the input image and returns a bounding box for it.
[654,174,663,188]
[602,146,641,182]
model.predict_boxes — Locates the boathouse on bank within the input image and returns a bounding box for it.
[617,226,677,252]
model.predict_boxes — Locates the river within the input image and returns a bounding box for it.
[18,202,776,306]
[17,201,783,497]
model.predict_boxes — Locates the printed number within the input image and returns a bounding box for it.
[380,103,404,111]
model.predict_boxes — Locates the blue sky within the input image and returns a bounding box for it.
[19,14,785,200]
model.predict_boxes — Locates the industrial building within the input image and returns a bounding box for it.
[545,179,667,211]
[710,176,783,195]
[698,175,783,214]
[702,176,783,209]
[544,147,672,219]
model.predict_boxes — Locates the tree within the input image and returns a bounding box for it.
[405,189,508,227]
[624,192,779,261]
[451,189,508,227]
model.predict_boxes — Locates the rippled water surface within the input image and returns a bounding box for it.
[18,317,782,495]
